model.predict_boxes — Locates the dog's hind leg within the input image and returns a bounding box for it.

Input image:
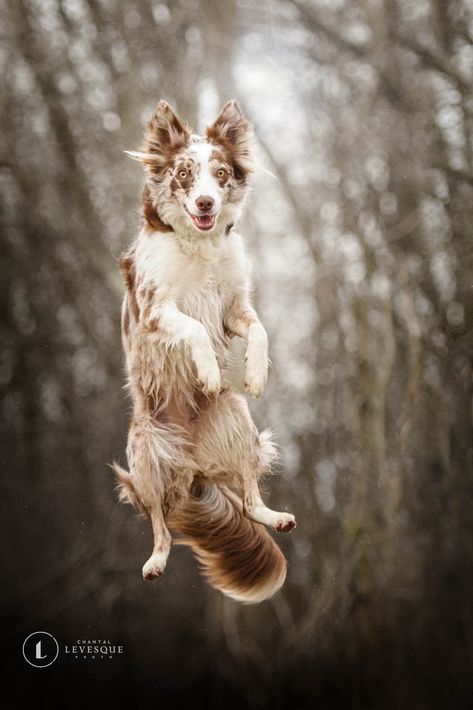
[240,429,296,532]
[241,471,296,533]
[142,505,171,580]
[123,415,192,581]
[195,392,296,533]
[114,459,171,580]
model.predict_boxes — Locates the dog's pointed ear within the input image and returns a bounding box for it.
[206,99,254,180]
[129,100,191,174]
[147,100,191,154]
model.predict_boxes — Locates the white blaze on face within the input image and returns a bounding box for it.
[186,142,222,217]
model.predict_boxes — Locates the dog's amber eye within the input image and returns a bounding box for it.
[179,170,187,179]
[217,169,226,178]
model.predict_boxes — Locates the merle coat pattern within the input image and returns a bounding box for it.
[114,100,296,603]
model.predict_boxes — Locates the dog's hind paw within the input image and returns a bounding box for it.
[142,553,168,581]
[274,513,297,533]
[246,505,297,533]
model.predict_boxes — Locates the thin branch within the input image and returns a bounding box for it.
[400,37,471,91]
[253,130,321,263]
[289,0,410,109]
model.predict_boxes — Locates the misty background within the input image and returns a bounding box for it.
[1,0,473,707]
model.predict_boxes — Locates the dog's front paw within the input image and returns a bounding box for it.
[244,358,268,398]
[195,355,222,395]
[142,552,168,581]
[192,331,222,395]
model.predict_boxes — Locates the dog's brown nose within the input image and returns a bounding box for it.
[195,195,215,213]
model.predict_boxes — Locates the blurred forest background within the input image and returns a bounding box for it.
[1,0,473,707]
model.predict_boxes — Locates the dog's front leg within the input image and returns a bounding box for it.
[244,321,269,398]
[142,301,221,395]
[225,298,268,397]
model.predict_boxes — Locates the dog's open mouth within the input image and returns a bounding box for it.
[186,209,216,231]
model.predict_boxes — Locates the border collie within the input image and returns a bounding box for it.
[114,100,296,603]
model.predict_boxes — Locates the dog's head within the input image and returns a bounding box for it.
[128,100,254,236]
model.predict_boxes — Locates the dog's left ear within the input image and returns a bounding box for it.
[206,100,254,180]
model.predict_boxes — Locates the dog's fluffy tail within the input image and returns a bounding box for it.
[169,481,287,604]
[112,462,145,511]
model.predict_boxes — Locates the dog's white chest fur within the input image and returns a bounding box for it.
[135,229,247,331]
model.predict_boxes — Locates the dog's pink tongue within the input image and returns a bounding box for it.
[197,215,213,228]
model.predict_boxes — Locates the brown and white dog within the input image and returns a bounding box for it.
[114,99,296,603]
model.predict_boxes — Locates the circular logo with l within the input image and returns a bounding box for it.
[22,632,59,668]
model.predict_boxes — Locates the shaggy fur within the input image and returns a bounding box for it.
[114,99,296,603]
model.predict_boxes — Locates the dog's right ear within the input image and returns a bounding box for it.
[125,100,191,174]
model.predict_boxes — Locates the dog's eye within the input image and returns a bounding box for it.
[179,170,187,179]
[217,169,226,178]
